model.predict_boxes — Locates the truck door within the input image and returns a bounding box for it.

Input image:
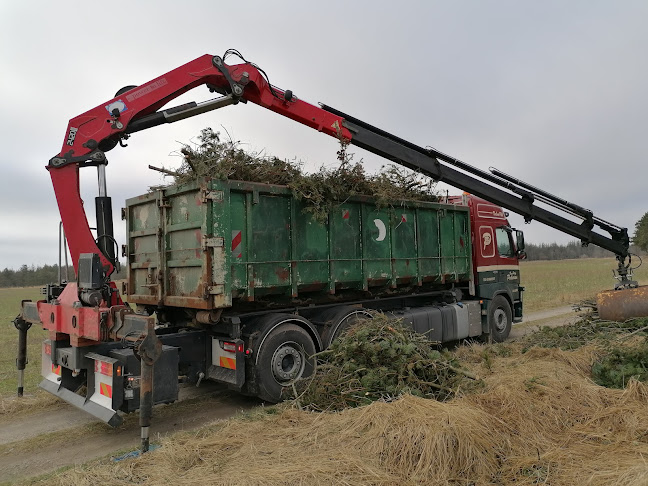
[494,226,520,288]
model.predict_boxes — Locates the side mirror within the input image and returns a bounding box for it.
[517,250,527,260]
[515,230,525,252]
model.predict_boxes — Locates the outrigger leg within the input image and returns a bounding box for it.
[14,315,32,397]
[135,319,162,453]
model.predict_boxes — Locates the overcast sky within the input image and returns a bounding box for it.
[1,1,647,270]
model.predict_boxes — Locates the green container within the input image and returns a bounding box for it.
[124,179,472,310]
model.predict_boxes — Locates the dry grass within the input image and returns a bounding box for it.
[41,342,648,486]
[520,257,648,312]
[0,287,54,415]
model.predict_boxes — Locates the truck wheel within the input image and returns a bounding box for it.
[488,295,512,342]
[255,324,316,403]
[331,310,371,344]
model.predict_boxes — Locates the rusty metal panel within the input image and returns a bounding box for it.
[597,286,648,321]
[126,179,473,310]
[391,208,417,285]
[125,191,161,303]
[209,180,232,308]
[164,184,210,308]
[330,203,362,289]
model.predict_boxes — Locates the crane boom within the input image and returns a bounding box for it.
[47,49,632,285]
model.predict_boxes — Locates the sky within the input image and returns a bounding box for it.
[1,1,647,270]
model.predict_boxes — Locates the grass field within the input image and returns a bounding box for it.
[0,257,644,404]
[0,287,54,413]
[519,257,648,312]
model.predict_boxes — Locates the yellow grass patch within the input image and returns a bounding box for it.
[48,343,648,486]
[519,257,648,312]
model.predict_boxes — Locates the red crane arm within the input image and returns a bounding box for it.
[49,53,352,275]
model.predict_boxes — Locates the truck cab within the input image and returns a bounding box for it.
[449,194,525,339]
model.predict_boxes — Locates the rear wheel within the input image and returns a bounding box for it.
[488,295,512,342]
[331,310,371,343]
[255,324,316,403]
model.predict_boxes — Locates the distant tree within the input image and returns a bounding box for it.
[0,262,123,288]
[633,212,648,252]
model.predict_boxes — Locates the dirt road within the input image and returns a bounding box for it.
[0,384,260,483]
[0,306,581,483]
[509,305,580,340]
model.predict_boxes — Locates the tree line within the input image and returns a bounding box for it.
[0,264,126,288]
[524,211,648,261]
[524,241,618,261]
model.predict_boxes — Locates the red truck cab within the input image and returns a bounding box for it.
[449,194,525,337]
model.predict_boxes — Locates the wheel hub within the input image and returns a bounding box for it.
[493,308,507,332]
[271,342,304,383]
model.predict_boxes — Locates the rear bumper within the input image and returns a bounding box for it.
[39,378,123,426]
[40,340,180,427]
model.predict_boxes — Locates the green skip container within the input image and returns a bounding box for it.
[123,179,472,311]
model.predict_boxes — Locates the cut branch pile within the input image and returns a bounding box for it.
[167,128,438,221]
[521,313,648,351]
[522,311,648,391]
[296,314,479,411]
[592,339,648,388]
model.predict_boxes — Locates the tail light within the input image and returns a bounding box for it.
[95,360,116,377]
[44,343,52,356]
[222,341,245,353]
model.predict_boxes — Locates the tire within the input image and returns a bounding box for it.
[330,310,371,344]
[488,295,512,342]
[255,323,316,403]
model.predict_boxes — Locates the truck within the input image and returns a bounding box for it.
[14,49,635,451]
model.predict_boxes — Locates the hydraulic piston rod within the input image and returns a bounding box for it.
[95,164,116,265]
[126,94,237,134]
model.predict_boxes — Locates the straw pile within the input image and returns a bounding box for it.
[48,341,648,486]
[168,128,438,222]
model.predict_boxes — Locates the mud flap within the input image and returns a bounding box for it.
[39,379,123,427]
[206,338,245,389]
[38,346,123,427]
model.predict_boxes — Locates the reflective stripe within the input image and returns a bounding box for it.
[219,356,236,370]
[231,230,242,258]
[100,382,113,398]
[477,265,519,272]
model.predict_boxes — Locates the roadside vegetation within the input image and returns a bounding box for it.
[296,314,479,411]
[0,287,58,416]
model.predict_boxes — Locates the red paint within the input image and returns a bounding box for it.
[38,283,106,343]
[448,194,520,274]
[231,231,242,250]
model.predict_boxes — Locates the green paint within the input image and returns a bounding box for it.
[125,180,473,309]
